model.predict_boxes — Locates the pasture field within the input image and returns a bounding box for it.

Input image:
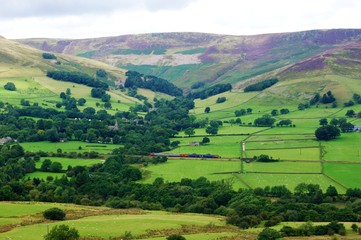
[322,133,361,161]
[243,161,321,173]
[25,171,65,180]
[245,139,318,150]
[35,157,104,170]
[0,202,240,240]
[246,134,315,141]
[323,163,361,189]
[239,173,346,193]
[244,148,320,161]
[169,135,246,158]
[177,124,267,137]
[20,141,121,154]
[142,159,248,190]
[0,77,57,105]
[0,202,87,217]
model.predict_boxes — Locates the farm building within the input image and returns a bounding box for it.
[354,126,361,132]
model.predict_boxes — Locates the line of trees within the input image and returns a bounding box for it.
[188,83,232,99]
[47,71,109,90]
[124,71,183,96]
[244,78,278,92]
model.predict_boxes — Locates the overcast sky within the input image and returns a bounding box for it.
[1,0,360,39]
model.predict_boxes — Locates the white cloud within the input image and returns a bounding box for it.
[1,0,360,39]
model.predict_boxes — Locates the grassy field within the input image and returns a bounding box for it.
[322,133,361,161]
[35,157,104,170]
[25,171,65,180]
[239,173,346,193]
[243,161,321,173]
[0,202,87,217]
[323,163,361,189]
[142,160,247,190]
[0,202,242,240]
[21,141,121,154]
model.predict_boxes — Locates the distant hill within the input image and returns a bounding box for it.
[0,37,126,85]
[17,29,361,92]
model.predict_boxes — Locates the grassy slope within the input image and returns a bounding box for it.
[0,202,242,240]
[0,37,141,112]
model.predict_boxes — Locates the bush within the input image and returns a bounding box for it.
[42,53,57,59]
[4,82,16,91]
[43,207,66,220]
[258,227,282,240]
[44,224,79,240]
[167,235,186,240]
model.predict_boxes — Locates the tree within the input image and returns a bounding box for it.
[271,109,278,116]
[42,53,57,59]
[66,88,71,95]
[258,227,282,240]
[184,127,195,137]
[49,161,63,172]
[206,126,218,135]
[346,109,355,117]
[96,69,107,78]
[43,207,66,220]
[4,82,16,91]
[280,108,290,114]
[167,234,186,240]
[315,125,340,141]
[216,97,226,103]
[319,118,328,126]
[204,106,210,113]
[40,159,52,172]
[44,224,79,240]
[77,98,86,106]
[202,137,210,144]
[104,102,112,109]
[254,115,276,127]
[325,185,338,197]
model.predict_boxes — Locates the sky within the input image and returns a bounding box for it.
[1,0,360,39]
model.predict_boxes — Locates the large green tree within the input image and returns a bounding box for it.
[315,125,340,141]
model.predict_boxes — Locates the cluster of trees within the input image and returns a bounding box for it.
[91,88,111,103]
[188,83,232,99]
[244,78,278,92]
[47,71,109,90]
[216,97,226,103]
[253,154,278,162]
[205,120,222,135]
[0,95,196,154]
[124,71,183,96]
[234,108,252,117]
[277,119,293,127]
[270,108,290,116]
[309,91,337,108]
[253,115,276,127]
[316,117,355,140]
[42,53,57,59]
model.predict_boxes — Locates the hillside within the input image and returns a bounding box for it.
[0,37,141,112]
[17,29,361,91]
[0,37,126,84]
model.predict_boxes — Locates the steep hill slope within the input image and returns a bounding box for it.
[17,29,361,91]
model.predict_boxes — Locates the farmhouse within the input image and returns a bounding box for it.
[354,126,361,132]
[189,142,200,146]
[0,136,12,144]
